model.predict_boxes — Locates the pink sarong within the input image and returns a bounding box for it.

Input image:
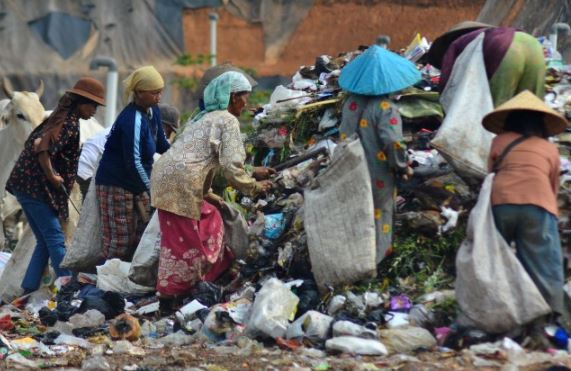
[156,201,233,297]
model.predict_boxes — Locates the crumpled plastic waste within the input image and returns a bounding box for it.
[325,336,388,355]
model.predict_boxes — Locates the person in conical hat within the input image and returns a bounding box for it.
[338,45,420,263]
[428,21,545,107]
[483,90,571,340]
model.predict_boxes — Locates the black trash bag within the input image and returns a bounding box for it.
[56,301,78,322]
[72,326,107,338]
[191,282,222,307]
[78,291,125,320]
[367,309,388,325]
[443,326,492,350]
[36,331,60,345]
[195,308,211,323]
[38,307,58,326]
[292,280,320,318]
[56,279,83,302]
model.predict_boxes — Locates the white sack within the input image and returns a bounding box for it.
[128,211,161,287]
[305,137,376,292]
[60,176,102,271]
[455,174,551,333]
[96,259,154,295]
[430,33,494,180]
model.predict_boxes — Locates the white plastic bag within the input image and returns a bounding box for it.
[325,336,388,355]
[128,211,160,287]
[380,327,437,354]
[247,278,299,339]
[305,137,377,292]
[431,33,494,180]
[60,176,103,271]
[96,259,154,295]
[455,174,551,333]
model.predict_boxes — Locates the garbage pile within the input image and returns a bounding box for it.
[2,38,571,369]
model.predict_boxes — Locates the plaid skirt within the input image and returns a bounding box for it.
[96,185,150,261]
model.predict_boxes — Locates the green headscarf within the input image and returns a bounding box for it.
[193,71,252,122]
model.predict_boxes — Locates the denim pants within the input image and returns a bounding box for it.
[14,192,71,291]
[492,204,566,315]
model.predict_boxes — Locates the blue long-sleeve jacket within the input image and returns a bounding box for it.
[96,103,170,194]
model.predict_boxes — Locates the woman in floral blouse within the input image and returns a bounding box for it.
[151,71,273,304]
[7,77,105,293]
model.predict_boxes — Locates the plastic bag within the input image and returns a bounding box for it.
[128,211,160,287]
[380,327,437,354]
[96,259,154,296]
[455,174,551,333]
[60,175,103,272]
[247,278,299,339]
[430,33,494,180]
[325,336,388,355]
[218,203,249,260]
[263,213,285,240]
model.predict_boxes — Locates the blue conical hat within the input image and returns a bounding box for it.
[339,45,421,96]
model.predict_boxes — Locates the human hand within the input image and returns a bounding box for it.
[253,167,276,180]
[256,180,274,193]
[49,174,65,189]
[402,166,414,181]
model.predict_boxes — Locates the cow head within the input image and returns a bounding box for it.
[1,78,45,143]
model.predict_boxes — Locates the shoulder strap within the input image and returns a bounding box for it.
[492,135,528,173]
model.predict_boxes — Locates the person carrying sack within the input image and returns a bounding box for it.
[483,90,571,341]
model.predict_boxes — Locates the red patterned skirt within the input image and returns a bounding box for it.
[156,201,234,297]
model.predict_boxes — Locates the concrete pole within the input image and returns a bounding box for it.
[550,22,571,52]
[209,12,219,67]
[89,56,118,127]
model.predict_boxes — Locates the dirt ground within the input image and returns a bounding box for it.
[3,343,571,370]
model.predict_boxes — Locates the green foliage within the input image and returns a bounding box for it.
[378,224,466,295]
[175,53,212,66]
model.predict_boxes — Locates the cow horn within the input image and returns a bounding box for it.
[35,80,44,98]
[2,77,14,99]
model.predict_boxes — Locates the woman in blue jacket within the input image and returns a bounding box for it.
[96,66,170,261]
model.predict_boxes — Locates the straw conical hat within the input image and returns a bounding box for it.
[482,90,569,136]
[426,21,493,69]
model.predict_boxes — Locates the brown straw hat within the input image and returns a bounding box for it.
[482,90,569,136]
[67,77,105,106]
[426,21,494,69]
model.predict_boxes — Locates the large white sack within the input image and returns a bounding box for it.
[0,227,35,302]
[97,259,154,295]
[305,137,376,292]
[430,33,494,180]
[455,174,551,333]
[61,176,102,272]
[128,211,160,287]
[0,185,81,302]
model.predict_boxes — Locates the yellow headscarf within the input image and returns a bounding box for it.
[123,65,164,102]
